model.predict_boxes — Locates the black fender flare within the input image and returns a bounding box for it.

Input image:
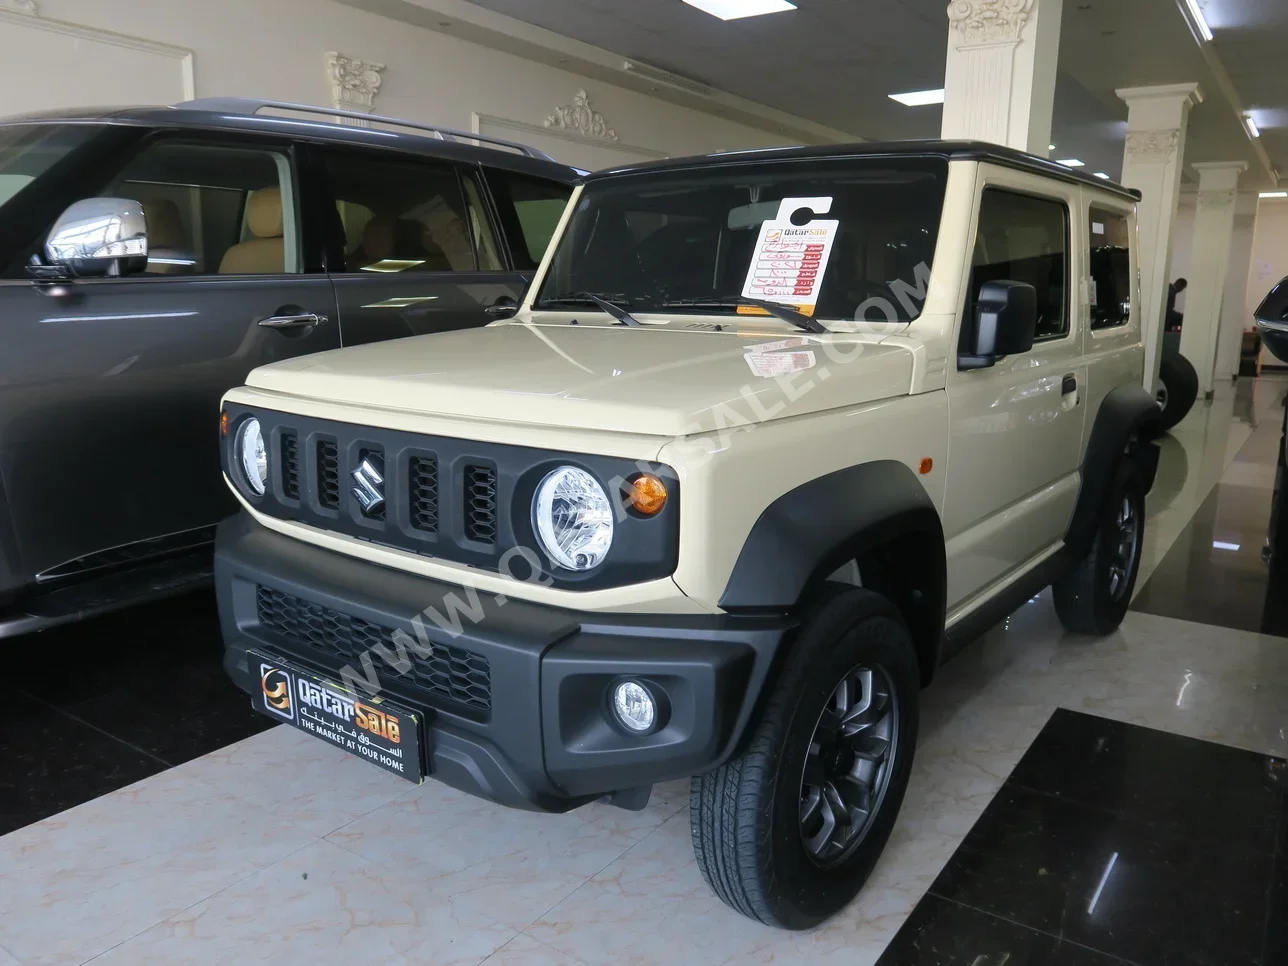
[719,460,946,682]
[1065,383,1161,558]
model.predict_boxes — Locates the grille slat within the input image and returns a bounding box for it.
[256,585,491,716]
[409,456,439,533]
[317,439,340,509]
[464,465,498,544]
[281,432,300,501]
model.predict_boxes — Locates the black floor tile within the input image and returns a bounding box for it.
[876,894,1131,966]
[929,783,1274,966]
[1007,709,1283,854]
[0,690,167,836]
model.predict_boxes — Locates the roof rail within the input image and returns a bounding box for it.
[171,97,557,161]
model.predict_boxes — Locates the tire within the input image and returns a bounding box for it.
[1156,351,1199,433]
[689,586,920,929]
[1053,460,1145,635]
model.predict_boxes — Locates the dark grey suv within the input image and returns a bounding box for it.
[0,98,577,637]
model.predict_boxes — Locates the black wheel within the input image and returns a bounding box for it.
[1053,460,1145,634]
[1156,351,1199,432]
[689,586,919,929]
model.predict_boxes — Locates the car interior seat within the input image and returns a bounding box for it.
[143,199,190,275]
[219,186,286,274]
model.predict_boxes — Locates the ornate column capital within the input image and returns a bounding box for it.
[946,0,1034,45]
[1124,129,1180,164]
[545,90,618,142]
[1196,188,1237,209]
[325,52,385,114]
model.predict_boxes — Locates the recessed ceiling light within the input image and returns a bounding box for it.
[1245,115,1261,138]
[1181,0,1213,42]
[1093,172,1110,179]
[1261,191,1288,198]
[888,88,946,107]
[1212,541,1241,551]
[681,0,797,20]
[1055,158,1085,167]
[1048,143,1057,151]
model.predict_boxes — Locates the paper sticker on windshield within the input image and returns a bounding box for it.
[746,337,812,355]
[744,350,816,378]
[741,197,839,308]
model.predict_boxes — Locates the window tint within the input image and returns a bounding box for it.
[1089,207,1132,329]
[0,123,101,211]
[104,140,298,275]
[322,152,476,273]
[486,169,572,268]
[460,173,504,271]
[969,188,1069,341]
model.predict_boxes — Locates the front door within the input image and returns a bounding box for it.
[942,172,1087,612]
[0,131,339,582]
[314,148,530,347]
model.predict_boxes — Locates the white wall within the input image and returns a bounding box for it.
[1249,198,1288,367]
[3,0,814,168]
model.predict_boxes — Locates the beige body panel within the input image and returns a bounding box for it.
[223,156,1145,620]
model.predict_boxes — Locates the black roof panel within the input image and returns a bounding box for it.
[584,139,1141,201]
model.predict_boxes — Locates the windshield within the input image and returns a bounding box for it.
[0,123,101,211]
[537,156,948,323]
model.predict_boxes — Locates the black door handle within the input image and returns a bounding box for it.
[485,296,519,319]
[1062,374,1078,394]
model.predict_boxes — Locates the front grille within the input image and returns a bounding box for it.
[409,456,439,533]
[255,585,492,716]
[317,439,340,509]
[280,432,300,500]
[464,465,498,544]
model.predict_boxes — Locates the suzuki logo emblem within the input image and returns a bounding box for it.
[351,456,385,516]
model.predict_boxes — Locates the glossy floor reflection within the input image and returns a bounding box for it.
[879,711,1287,966]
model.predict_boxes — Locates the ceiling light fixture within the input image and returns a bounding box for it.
[1093,172,1110,179]
[1180,0,1213,42]
[1261,191,1288,199]
[681,0,797,20]
[1055,158,1085,167]
[888,88,946,107]
[1049,143,1057,151]
[1244,115,1261,138]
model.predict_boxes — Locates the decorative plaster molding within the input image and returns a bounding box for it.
[2,0,38,13]
[545,90,618,142]
[947,0,1034,45]
[1125,129,1180,164]
[1197,188,1237,209]
[325,52,385,114]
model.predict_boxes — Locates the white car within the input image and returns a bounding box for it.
[213,140,1160,929]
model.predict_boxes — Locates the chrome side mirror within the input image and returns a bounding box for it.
[44,197,148,277]
[1254,276,1288,364]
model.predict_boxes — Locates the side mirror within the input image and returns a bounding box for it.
[959,279,1038,370]
[43,197,148,278]
[1254,276,1288,365]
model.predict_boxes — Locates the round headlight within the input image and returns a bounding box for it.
[237,417,268,496]
[533,466,614,571]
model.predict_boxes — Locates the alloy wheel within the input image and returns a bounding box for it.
[798,663,899,868]
[1108,494,1140,601]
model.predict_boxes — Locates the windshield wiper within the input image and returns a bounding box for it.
[537,291,641,326]
[659,296,826,334]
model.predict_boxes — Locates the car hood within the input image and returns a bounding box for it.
[245,321,915,437]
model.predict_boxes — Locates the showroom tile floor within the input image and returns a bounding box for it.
[1,375,1286,966]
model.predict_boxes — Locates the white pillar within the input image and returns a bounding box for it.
[1214,193,1260,382]
[942,0,1063,155]
[1117,83,1203,392]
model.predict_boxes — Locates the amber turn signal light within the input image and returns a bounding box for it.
[626,473,669,516]
[220,411,229,437]
[919,457,933,475]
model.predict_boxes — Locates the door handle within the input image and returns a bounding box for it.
[1062,373,1078,395]
[258,313,328,329]
[485,297,519,319]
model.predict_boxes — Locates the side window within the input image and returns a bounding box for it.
[460,173,504,271]
[969,188,1069,342]
[322,151,477,273]
[104,140,299,275]
[1089,207,1132,329]
[484,168,573,269]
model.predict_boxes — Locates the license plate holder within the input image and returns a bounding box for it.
[248,649,425,784]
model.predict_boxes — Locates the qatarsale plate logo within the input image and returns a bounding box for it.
[259,663,295,721]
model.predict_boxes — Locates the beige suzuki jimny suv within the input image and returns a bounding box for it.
[214,141,1159,929]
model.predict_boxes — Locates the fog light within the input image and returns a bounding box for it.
[611,680,656,734]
